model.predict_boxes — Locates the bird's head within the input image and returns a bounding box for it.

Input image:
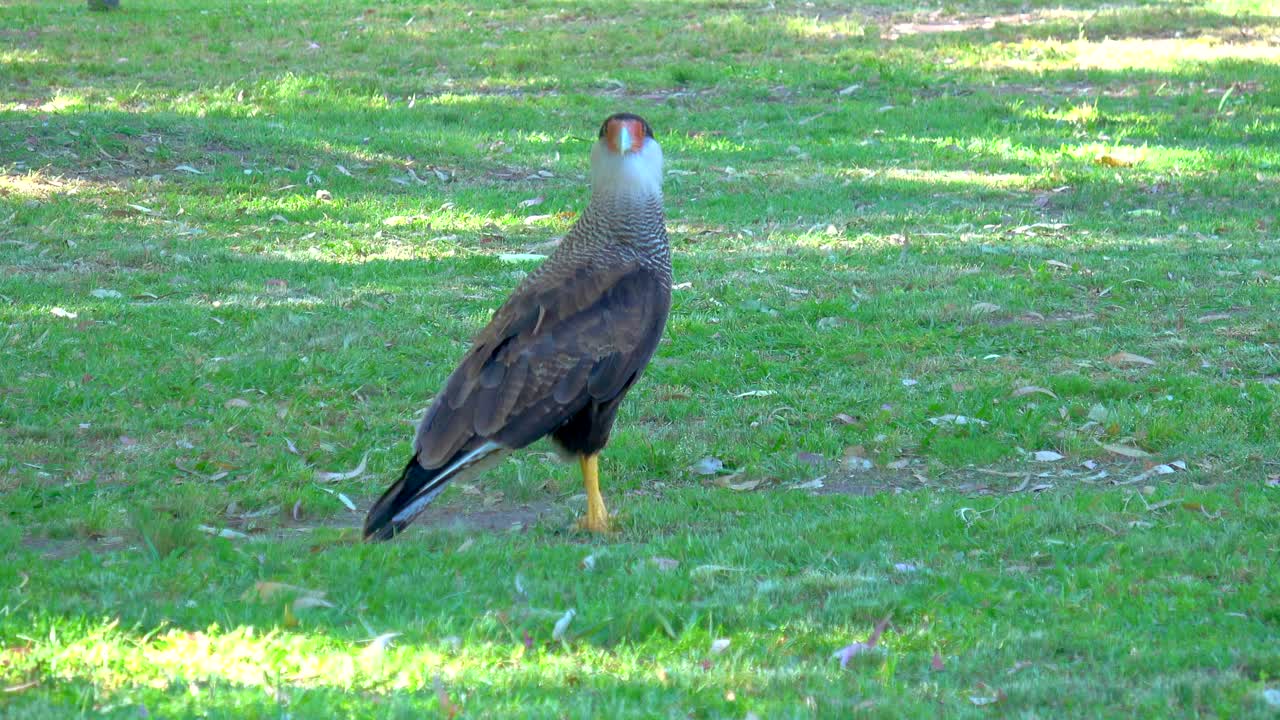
[591,113,663,200]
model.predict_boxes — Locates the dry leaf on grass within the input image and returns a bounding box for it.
[50,307,78,319]
[1012,386,1057,399]
[1261,688,1280,707]
[832,615,890,668]
[649,557,679,572]
[691,457,725,475]
[551,608,576,641]
[223,398,251,409]
[733,389,775,398]
[719,477,763,492]
[710,638,731,654]
[1196,313,1232,323]
[928,414,989,427]
[197,525,248,540]
[518,196,545,208]
[970,302,1001,313]
[315,486,359,511]
[292,595,335,611]
[1106,352,1156,367]
[315,451,369,482]
[1032,450,1064,462]
[931,652,945,671]
[833,412,861,426]
[359,632,401,659]
[1101,443,1151,459]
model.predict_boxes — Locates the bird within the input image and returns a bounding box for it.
[363,112,672,542]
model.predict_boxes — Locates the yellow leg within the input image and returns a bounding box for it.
[577,454,610,533]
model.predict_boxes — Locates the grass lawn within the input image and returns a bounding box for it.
[2,0,1279,716]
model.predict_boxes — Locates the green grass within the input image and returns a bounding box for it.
[2,0,1279,716]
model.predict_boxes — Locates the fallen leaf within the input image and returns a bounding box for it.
[1262,688,1280,707]
[197,525,248,540]
[336,492,357,511]
[901,378,919,387]
[581,553,598,571]
[893,562,919,573]
[1196,313,1232,323]
[497,253,547,263]
[969,691,1004,706]
[845,456,873,472]
[1012,385,1057,399]
[833,412,861,426]
[224,398,251,409]
[733,389,775,398]
[691,457,724,475]
[723,478,763,492]
[518,196,545,208]
[971,302,1001,313]
[931,652,945,671]
[650,557,679,572]
[928,414,989,427]
[265,278,288,289]
[90,288,123,299]
[293,595,335,611]
[173,164,204,174]
[552,608,576,641]
[790,478,825,490]
[1032,450,1064,462]
[315,451,370,482]
[284,437,300,455]
[315,189,332,201]
[710,638,731,654]
[360,632,400,659]
[50,307,78,319]
[1265,475,1279,488]
[1102,443,1151,459]
[1107,352,1157,367]
[832,615,890,669]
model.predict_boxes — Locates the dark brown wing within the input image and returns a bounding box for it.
[413,258,669,469]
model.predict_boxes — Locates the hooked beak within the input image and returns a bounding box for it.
[602,117,646,155]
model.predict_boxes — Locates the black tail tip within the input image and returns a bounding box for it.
[362,519,402,543]
[362,455,438,543]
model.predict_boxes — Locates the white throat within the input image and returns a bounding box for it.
[589,137,664,204]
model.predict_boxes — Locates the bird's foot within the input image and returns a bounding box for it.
[576,511,611,534]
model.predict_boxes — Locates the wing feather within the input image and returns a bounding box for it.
[413,257,669,469]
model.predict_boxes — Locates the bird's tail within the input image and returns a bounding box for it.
[362,442,505,542]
